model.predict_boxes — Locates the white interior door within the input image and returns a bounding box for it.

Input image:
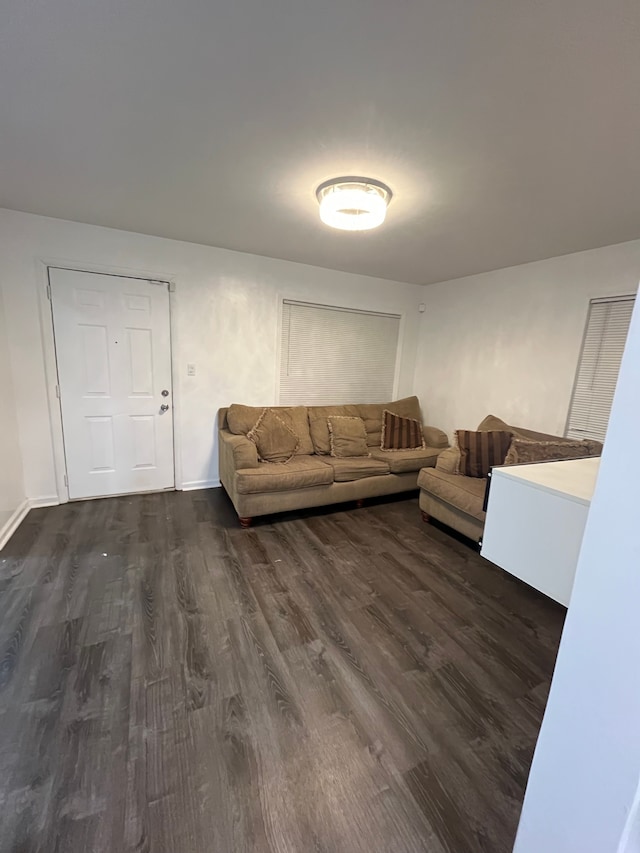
[50,268,174,499]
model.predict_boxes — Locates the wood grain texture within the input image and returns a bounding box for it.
[0,490,564,852]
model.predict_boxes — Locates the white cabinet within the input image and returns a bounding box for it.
[481,457,600,606]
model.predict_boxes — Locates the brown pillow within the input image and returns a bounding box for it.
[456,429,512,478]
[357,396,422,448]
[247,408,299,463]
[504,438,595,466]
[327,416,370,458]
[380,410,425,451]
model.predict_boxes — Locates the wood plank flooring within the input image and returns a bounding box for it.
[0,490,565,852]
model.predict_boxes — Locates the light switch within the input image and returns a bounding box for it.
[187,363,196,376]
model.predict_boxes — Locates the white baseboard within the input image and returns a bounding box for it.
[0,499,30,552]
[29,495,60,508]
[180,479,221,492]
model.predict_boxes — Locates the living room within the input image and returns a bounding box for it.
[1,2,639,852]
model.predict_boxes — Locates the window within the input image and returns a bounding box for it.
[566,295,635,441]
[279,300,401,406]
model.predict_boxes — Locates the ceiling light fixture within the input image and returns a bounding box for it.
[316,176,392,231]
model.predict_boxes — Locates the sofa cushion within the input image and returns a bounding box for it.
[235,456,333,495]
[422,425,450,449]
[308,405,359,454]
[327,416,370,457]
[477,414,574,445]
[370,446,440,473]
[456,429,512,478]
[476,414,513,433]
[504,437,596,466]
[323,456,390,482]
[417,468,487,521]
[356,396,423,448]
[227,404,314,455]
[380,409,425,451]
[434,446,461,475]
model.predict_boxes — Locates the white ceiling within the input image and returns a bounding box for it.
[1,0,639,285]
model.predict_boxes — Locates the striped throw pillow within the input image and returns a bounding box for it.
[456,429,512,478]
[380,410,425,451]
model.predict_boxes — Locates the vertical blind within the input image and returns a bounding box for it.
[566,295,635,441]
[279,300,401,405]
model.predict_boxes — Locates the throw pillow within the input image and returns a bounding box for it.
[226,403,312,455]
[456,429,512,478]
[247,408,299,463]
[357,396,422,448]
[504,438,595,466]
[327,416,370,458]
[380,410,425,451]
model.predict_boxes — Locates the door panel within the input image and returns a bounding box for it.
[130,415,157,469]
[50,268,174,499]
[87,416,116,472]
[126,328,154,396]
[80,324,111,394]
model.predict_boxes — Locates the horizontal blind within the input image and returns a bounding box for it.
[566,295,635,441]
[279,300,401,405]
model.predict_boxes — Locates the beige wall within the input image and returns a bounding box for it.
[0,208,425,502]
[413,240,640,437]
[0,283,25,539]
[3,204,639,509]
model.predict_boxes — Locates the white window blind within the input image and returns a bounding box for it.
[279,300,401,405]
[566,295,635,441]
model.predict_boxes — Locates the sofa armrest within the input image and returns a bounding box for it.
[219,430,259,476]
[423,425,450,449]
[434,446,460,475]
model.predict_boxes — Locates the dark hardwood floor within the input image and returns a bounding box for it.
[0,490,565,852]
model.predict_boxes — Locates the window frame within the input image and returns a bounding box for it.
[565,293,636,442]
[275,296,405,407]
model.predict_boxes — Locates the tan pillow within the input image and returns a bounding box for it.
[247,408,299,463]
[308,405,359,454]
[327,416,370,458]
[380,409,425,451]
[456,429,512,478]
[280,407,314,455]
[227,403,312,455]
[504,438,594,466]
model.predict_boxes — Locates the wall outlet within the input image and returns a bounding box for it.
[187,363,196,376]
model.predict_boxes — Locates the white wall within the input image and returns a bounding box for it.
[413,240,640,437]
[0,208,425,502]
[0,282,26,542]
[514,284,640,853]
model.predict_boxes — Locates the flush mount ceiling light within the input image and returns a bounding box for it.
[316,176,393,231]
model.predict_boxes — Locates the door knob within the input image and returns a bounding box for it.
[161,389,169,397]
[160,404,170,412]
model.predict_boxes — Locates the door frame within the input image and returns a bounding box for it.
[36,258,183,503]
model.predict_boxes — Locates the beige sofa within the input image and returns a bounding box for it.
[218,396,449,526]
[418,414,602,542]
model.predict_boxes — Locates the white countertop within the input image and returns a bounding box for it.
[491,456,600,506]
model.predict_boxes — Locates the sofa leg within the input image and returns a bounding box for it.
[239,516,253,529]
[355,499,365,509]
[421,510,431,523]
